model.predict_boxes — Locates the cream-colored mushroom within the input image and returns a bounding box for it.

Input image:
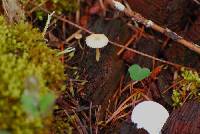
[85,34,109,62]
[131,101,169,134]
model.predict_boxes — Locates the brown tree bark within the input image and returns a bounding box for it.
[162,101,200,134]
[186,10,200,42]
[126,0,193,31]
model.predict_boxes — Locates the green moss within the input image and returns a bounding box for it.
[0,16,67,134]
[52,112,74,134]
[172,68,200,107]
[50,0,78,13]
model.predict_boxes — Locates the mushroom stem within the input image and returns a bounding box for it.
[78,40,83,49]
[96,48,100,62]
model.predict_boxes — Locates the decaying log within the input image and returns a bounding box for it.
[108,0,200,54]
[164,10,200,70]
[162,101,200,134]
[104,122,149,134]
[79,17,129,120]
[187,10,200,42]
[119,122,148,134]
[126,0,192,31]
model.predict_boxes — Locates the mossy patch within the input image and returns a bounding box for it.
[172,68,200,107]
[0,16,66,134]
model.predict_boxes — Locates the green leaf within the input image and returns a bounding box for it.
[128,64,150,81]
[39,92,55,114]
[21,92,39,117]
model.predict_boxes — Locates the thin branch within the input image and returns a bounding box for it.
[117,31,137,55]
[55,14,182,68]
[38,7,184,68]
[109,0,200,54]
[193,0,200,5]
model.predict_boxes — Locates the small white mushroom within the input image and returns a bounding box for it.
[131,101,169,134]
[85,34,109,62]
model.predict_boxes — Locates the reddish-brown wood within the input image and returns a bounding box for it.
[187,11,200,42]
[126,0,168,26]
[162,101,200,134]
[126,0,192,31]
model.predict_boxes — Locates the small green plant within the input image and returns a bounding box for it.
[172,68,200,107]
[128,64,151,81]
[21,89,55,118]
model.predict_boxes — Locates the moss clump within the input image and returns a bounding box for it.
[52,111,74,134]
[0,16,66,134]
[172,68,200,107]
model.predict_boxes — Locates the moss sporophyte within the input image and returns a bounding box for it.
[172,68,200,107]
[0,16,67,134]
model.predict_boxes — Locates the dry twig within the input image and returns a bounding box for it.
[34,6,184,68]
[117,32,137,55]
[51,14,182,68]
[2,0,24,23]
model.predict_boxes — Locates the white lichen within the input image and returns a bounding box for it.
[42,11,55,38]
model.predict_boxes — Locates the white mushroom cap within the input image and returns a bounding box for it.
[85,34,109,48]
[131,101,169,134]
